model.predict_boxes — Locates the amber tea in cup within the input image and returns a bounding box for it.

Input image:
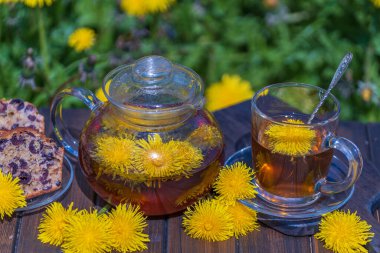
[251,83,362,207]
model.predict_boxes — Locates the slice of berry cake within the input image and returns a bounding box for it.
[0,128,64,199]
[0,98,44,133]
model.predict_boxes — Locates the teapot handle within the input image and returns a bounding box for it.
[50,87,103,157]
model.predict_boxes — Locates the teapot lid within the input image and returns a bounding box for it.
[103,56,204,111]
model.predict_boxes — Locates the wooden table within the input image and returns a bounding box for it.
[1,101,379,253]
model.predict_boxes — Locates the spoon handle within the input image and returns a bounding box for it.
[307,52,353,124]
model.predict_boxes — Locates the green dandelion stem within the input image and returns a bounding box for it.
[37,8,50,77]
[98,203,112,215]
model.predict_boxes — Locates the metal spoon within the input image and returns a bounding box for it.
[307,52,353,124]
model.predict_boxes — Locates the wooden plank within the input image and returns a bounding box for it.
[15,163,95,253]
[15,109,96,252]
[312,122,369,253]
[238,226,311,253]
[215,101,311,253]
[167,214,236,253]
[214,100,252,158]
[337,122,372,161]
[312,122,380,253]
[366,123,380,252]
[0,218,18,253]
[367,123,380,173]
[143,218,167,253]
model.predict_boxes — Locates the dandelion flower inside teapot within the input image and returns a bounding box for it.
[51,56,224,216]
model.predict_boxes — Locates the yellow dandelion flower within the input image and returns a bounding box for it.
[206,74,254,111]
[62,209,113,253]
[120,0,175,17]
[108,204,150,252]
[120,0,148,16]
[182,199,234,242]
[95,79,111,103]
[227,202,259,238]
[38,202,78,246]
[68,27,96,52]
[0,171,26,219]
[146,0,176,13]
[133,134,203,179]
[95,88,107,103]
[24,0,53,8]
[371,0,380,8]
[213,162,257,204]
[187,125,223,149]
[257,87,269,97]
[361,87,373,102]
[315,210,375,253]
[265,119,316,156]
[92,135,136,178]
[176,141,204,173]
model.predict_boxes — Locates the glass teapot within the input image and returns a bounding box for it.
[51,56,224,216]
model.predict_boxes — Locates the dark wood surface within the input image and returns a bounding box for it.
[1,101,379,253]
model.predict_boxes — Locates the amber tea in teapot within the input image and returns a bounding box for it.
[51,56,224,215]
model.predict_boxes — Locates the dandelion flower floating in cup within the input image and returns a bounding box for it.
[108,204,150,253]
[206,74,254,111]
[265,119,316,156]
[227,202,259,238]
[213,162,257,204]
[182,199,234,242]
[0,171,26,219]
[38,202,77,246]
[315,210,375,253]
[91,135,136,178]
[133,134,203,179]
[62,209,113,253]
[68,27,96,52]
[24,0,54,8]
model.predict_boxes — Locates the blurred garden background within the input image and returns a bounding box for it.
[1,0,380,121]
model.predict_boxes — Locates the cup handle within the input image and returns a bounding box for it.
[317,135,363,195]
[50,87,103,158]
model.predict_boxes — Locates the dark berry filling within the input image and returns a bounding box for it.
[29,140,43,154]
[0,139,8,151]
[25,104,34,112]
[19,158,27,168]
[11,134,25,145]
[42,152,54,161]
[8,162,18,174]
[18,171,31,184]
[10,99,25,111]
[42,185,52,191]
[39,169,49,181]
[0,101,7,114]
[27,115,36,121]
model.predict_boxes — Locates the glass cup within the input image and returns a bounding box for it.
[251,83,362,207]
